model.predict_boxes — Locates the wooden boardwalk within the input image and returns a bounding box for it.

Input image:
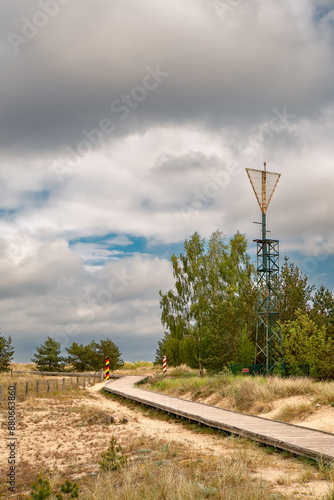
[105,376,334,463]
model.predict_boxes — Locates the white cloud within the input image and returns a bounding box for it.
[0,1,334,361]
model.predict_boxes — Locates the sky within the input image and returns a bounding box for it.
[1,0,334,363]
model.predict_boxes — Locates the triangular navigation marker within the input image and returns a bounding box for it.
[246,168,281,213]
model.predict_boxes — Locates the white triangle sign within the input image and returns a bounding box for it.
[246,168,281,213]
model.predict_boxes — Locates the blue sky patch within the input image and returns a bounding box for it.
[69,233,185,266]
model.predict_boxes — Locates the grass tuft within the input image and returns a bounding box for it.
[275,402,314,422]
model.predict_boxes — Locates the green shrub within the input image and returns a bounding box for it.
[26,472,51,500]
[99,436,128,471]
[26,472,78,500]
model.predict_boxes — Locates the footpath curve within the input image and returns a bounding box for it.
[104,375,334,463]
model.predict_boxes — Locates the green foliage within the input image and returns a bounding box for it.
[282,311,334,378]
[154,339,165,365]
[26,472,79,500]
[158,230,256,373]
[0,334,14,372]
[159,231,207,372]
[31,337,64,372]
[310,285,334,339]
[55,480,79,499]
[66,338,123,371]
[99,436,127,471]
[279,257,314,323]
[94,338,123,370]
[65,342,92,371]
[158,231,334,379]
[233,327,255,365]
[26,471,52,500]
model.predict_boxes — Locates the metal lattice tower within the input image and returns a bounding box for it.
[246,163,284,375]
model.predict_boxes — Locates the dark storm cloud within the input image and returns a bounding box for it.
[0,0,333,156]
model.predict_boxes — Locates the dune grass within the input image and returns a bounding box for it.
[10,362,39,372]
[4,363,334,499]
[113,360,156,376]
[144,369,334,418]
[274,402,314,422]
[64,434,290,500]
[83,458,284,500]
[0,371,90,404]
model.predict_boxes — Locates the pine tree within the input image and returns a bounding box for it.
[0,334,14,372]
[91,338,124,371]
[65,343,92,371]
[66,339,123,371]
[31,337,64,372]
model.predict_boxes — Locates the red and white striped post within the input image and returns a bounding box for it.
[162,356,167,377]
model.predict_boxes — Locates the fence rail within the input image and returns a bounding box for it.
[0,372,104,402]
[10,369,105,378]
[0,371,123,402]
[230,363,310,377]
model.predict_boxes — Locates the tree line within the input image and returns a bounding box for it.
[156,230,334,378]
[0,336,123,372]
[1,229,334,379]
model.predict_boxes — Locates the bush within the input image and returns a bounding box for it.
[99,436,127,471]
[282,312,334,379]
[26,472,79,500]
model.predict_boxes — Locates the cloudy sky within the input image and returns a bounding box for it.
[1,0,334,363]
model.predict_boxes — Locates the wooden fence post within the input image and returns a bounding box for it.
[36,380,39,394]
[25,381,28,397]
[88,374,91,385]
[0,385,2,402]
[70,376,73,386]
[76,375,79,385]
[62,378,65,391]
[83,375,85,388]
[94,372,96,384]
[47,380,50,393]
[10,369,13,378]
[56,380,58,391]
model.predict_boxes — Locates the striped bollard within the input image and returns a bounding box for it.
[105,356,110,380]
[163,356,167,377]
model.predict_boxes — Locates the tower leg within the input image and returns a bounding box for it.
[254,239,284,376]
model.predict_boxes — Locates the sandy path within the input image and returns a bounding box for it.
[0,381,332,499]
[87,381,225,455]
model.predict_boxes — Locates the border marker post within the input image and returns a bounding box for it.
[106,357,110,380]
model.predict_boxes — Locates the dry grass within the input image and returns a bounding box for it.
[10,362,38,371]
[25,433,288,500]
[1,366,333,499]
[21,430,333,500]
[275,402,314,422]
[83,455,282,500]
[0,371,98,404]
[113,360,157,376]
[145,371,334,419]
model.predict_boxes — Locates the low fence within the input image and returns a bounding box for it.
[0,370,108,402]
[10,369,104,378]
[230,363,310,377]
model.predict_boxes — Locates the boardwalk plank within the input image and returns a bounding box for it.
[104,376,334,463]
